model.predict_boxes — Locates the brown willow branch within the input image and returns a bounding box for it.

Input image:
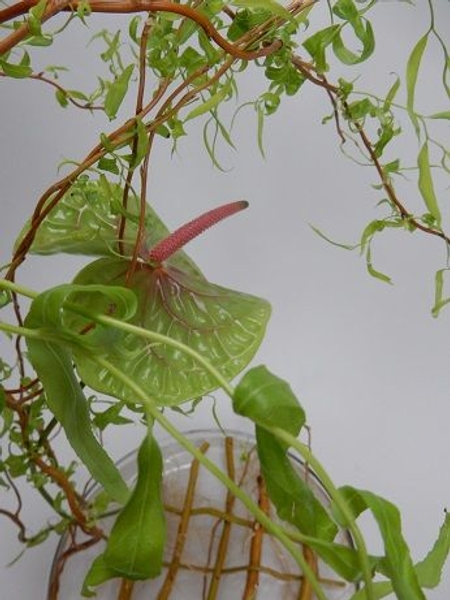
[118,578,135,600]
[32,453,104,537]
[119,17,153,257]
[0,71,104,111]
[206,436,236,600]
[157,441,209,600]
[0,0,72,55]
[291,54,450,247]
[298,545,318,600]
[161,560,345,587]
[242,474,270,600]
[48,525,103,600]
[0,0,282,60]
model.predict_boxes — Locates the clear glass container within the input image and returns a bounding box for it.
[48,430,357,599]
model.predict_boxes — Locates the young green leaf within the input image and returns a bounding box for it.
[185,80,232,122]
[431,269,450,318]
[418,142,441,227]
[105,64,134,120]
[103,432,166,579]
[406,33,428,137]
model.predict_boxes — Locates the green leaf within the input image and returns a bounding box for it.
[0,56,32,78]
[82,554,118,597]
[227,8,271,42]
[431,269,450,318]
[105,64,134,120]
[129,117,149,169]
[233,365,305,435]
[418,142,441,227]
[55,88,69,107]
[103,432,166,579]
[230,0,291,20]
[14,177,200,273]
[234,366,338,540]
[97,157,120,174]
[332,19,375,65]
[429,111,450,120]
[69,258,271,406]
[415,511,450,588]
[366,246,392,285]
[24,284,135,504]
[303,25,340,73]
[406,33,428,137]
[384,76,401,111]
[28,0,47,36]
[337,487,426,600]
[185,80,232,122]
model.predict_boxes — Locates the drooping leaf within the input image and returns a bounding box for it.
[332,0,375,66]
[406,33,428,137]
[418,142,441,228]
[103,432,166,579]
[234,366,338,540]
[431,269,450,318]
[24,284,136,504]
[104,64,134,120]
[69,258,271,406]
[336,487,426,600]
[350,513,450,599]
[82,553,118,597]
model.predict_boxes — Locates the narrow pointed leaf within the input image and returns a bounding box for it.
[406,34,428,137]
[105,64,134,120]
[418,142,441,227]
[337,487,426,600]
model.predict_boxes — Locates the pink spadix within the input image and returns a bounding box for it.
[148,200,249,264]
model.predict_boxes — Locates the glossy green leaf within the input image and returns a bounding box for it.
[366,246,392,285]
[24,284,136,504]
[103,432,166,579]
[14,177,201,277]
[69,258,271,406]
[105,64,134,120]
[234,366,337,540]
[418,142,441,227]
[233,365,305,434]
[337,487,426,600]
[406,33,428,137]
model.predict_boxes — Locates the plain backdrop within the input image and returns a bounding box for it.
[1,1,450,598]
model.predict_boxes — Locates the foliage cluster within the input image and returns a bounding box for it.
[1,1,449,599]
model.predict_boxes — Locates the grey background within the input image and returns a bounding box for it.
[1,1,449,598]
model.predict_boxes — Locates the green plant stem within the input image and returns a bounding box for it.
[90,353,328,600]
